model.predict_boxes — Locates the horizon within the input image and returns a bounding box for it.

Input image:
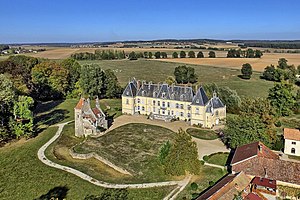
[1,0,300,43]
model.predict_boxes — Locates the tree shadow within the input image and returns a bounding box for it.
[34,100,64,115]
[35,186,69,200]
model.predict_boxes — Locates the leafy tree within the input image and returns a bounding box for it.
[158,141,171,165]
[148,52,153,59]
[197,51,204,58]
[180,51,186,58]
[172,52,178,58]
[227,49,241,58]
[61,58,81,93]
[268,82,296,116]
[128,51,137,60]
[208,51,216,58]
[241,63,253,79]
[188,51,195,58]
[246,48,255,58]
[174,65,197,84]
[154,51,161,59]
[278,58,288,69]
[136,52,144,58]
[143,51,148,58]
[224,115,273,148]
[263,65,276,81]
[104,69,122,98]
[165,76,176,85]
[31,61,69,100]
[255,49,263,58]
[164,129,201,176]
[80,64,106,97]
[161,52,168,58]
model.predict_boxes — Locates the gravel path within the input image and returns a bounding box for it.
[37,121,190,199]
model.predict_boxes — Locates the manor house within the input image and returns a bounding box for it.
[122,78,226,128]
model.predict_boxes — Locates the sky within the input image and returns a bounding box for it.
[1,0,300,43]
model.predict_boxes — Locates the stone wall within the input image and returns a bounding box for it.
[69,148,132,176]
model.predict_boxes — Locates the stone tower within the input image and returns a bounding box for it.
[74,98,84,137]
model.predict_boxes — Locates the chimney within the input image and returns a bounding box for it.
[137,80,141,90]
[213,91,217,98]
[264,167,268,178]
[95,96,100,109]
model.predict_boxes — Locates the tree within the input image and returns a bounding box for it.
[241,63,253,79]
[268,82,296,116]
[61,58,81,93]
[255,50,263,58]
[158,141,171,165]
[263,65,276,81]
[164,129,201,176]
[104,69,122,98]
[84,189,128,200]
[174,65,197,84]
[128,51,137,60]
[161,52,168,58]
[278,58,288,69]
[148,52,153,59]
[208,51,216,58]
[172,52,178,58]
[165,76,176,85]
[197,51,204,58]
[224,115,273,148]
[246,48,255,58]
[154,51,161,59]
[179,51,186,58]
[143,52,148,58]
[80,64,106,97]
[188,51,195,58]
[31,61,69,100]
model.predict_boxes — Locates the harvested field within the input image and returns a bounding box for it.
[157,53,300,72]
[31,48,80,59]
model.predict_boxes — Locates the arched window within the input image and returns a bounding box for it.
[126,99,129,104]
[291,148,296,154]
[216,110,219,116]
[137,98,140,103]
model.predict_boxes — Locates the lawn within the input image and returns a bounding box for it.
[186,128,219,140]
[176,165,227,200]
[75,123,178,183]
[78,59,274,98]
[203,152,230,166]
[0,99,175,200]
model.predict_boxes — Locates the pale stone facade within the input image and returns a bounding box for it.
[284,128,300,157]
[74,97,108,137]
[122,79,226,128]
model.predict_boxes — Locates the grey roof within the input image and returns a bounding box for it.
[206,96,225,113]
[136,83,193,102]
[191,87,209,106]
[122,82,137,97]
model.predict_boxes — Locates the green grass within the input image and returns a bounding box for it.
[288,155,300,161]
[78,59,274,98]
[203,152,230,166]
[0,99,175,200]
[75,123,178,183]
[177,165,227,200]
[186,128,219,140]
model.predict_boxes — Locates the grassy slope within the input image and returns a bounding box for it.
[203,152,230,166]
[0,99,174,200]
[75,123,178,183]
[186,128,219,140]
[79,59,274,98]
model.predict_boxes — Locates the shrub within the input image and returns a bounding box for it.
[190,182,198,191]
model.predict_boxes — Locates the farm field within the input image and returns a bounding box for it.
[79,59,274,98]
[158,53,300,72]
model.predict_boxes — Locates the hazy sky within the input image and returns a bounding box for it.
[1,0,300,43]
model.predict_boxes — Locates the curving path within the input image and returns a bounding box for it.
[37,121,190,197]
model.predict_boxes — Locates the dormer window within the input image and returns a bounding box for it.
[126,91,129,95]
[162,92,166,98]
[196,99,199,104]
[142,91,145,96]
[153,91,157,98]
[180,94,185,101]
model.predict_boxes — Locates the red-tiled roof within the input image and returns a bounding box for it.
[92,108,101,116]
[244,193,262,200]
[231,142,279,165]
[284,128,300,141]
[75,98,84,109]
[196,172,251,200]
[252,177,276,189]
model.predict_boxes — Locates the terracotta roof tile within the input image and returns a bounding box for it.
[244,193,262,200]
[284,128,300,141]
[252,177,276,189]
[75,98,84,109]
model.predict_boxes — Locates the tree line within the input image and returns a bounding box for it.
[227,48,263,58]
[243,42,300,49]
[71,50,126,60]
[0,55,121,144]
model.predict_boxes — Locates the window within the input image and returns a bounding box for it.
[142,91,145,96]
[137,106,140,110]
[153,100,156,105]
[137,98,140,103]
[291,148,296,154]
[167,102,170,107]
[180,112,183,117]
[142,106,145,111]
[292,141,296,145]
[126,99,129,104]
[180,104,184,109]
[153,108,156,112]
[162,110,165,115]
[196,108,199,114]
[162,101,165,107]
[162,92,166,98]
[158,101,160,106]
[216,110,219,116]
[171,111,174,115]
[187,113,191,118]
[196,99,199,104]
[187,105,191,110]
[176,103,179,109]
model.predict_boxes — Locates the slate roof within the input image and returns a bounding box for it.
[196,171,251,200]
[191,87,209,106]
[284,128,300,141]
[231,142,279,165]
[122,82,137,97]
